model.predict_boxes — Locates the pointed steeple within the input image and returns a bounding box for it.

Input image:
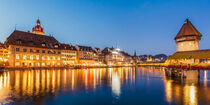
[134,50,136,57]
[175,19,202,40]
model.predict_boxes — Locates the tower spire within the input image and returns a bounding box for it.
[32,18,44,35]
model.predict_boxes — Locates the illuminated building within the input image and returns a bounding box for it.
[60,43,77,66]
[0,43,9,66]
[167,19,210,64]
[175,19,201,52]
[5,20,62,67]
[0,19,134,67]
[93,48,105,64]
[75,45,97,65]
[102,47,132,66]
[32,19,44,35]
[146,55,154,62]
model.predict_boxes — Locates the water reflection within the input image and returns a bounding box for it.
[0,67,210,105]
[164,69,210,105]
[0,67,136,104]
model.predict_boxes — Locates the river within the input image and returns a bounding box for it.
[0,67,210,105]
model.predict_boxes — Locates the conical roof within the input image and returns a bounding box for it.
[175,19,202,39]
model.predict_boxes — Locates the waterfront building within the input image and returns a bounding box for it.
[167,19,210,64]
[75,45,97,65]
[146,55,154,62]
[121,51,133,65]
[5,20,62,67]
[61,43,77,66]
[0,43,9,66]
[93,48,105,64]
[102,47,132,66]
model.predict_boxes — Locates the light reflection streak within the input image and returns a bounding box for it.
[204,71,208,87]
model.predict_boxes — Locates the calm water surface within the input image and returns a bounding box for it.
[0,67,210,105]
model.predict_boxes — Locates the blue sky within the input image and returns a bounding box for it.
[0,0,210,55]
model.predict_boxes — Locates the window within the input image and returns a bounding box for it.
[30,49,33,52]
[23,55,27,60]
[42,43,46,47]
[30,55,33,60]
[36,55,39,60]
[54,44,58,48]
[42,56,45,60]
[23,48,27,52]
[58,52,61,54]
[16,48,20,52]
[36,50,39,53]
[53,56,56,60]
[58,57,60,60]
[16,54,20,59]
[42,50,45,53]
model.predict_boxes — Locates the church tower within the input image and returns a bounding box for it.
[32,19,44,35]
[175,19,202,52]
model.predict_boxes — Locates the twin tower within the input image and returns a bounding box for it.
[175,19,202,52]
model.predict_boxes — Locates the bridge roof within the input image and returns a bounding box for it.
[168,49,210,59]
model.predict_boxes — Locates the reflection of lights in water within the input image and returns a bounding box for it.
[0,68,137,104]
[4,73,6,87]
[184,85,197,105]
[165,80,172,103]
[52,71,55,92]
[93,69,96,90]
[204,71,207,87]
[109,68,112,77]
[0,76,2,89]
[112,73,121,97]
[72,70,74,90]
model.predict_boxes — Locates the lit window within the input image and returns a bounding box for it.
[23,55,27,60]
[58,57,60,60]
[36,55,39,60]
[30,55,33,60]
[47,56,50,60]
[16,54,20,59]
[54,44,58,48]
[53,56,55,60]
[42,56,45,60]
[42,43,46,47]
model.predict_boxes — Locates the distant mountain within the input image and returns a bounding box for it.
[154,54,168,58]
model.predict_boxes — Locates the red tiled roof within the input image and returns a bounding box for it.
[175,19,202,40]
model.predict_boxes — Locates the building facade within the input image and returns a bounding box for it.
[5,20,63,67]
[75,45,97,65]
[61,44,77,66]
[102,47,133,66]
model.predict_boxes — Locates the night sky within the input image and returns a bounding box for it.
[0,0,210,55]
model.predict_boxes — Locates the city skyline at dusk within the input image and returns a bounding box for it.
[1,0,210,55]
